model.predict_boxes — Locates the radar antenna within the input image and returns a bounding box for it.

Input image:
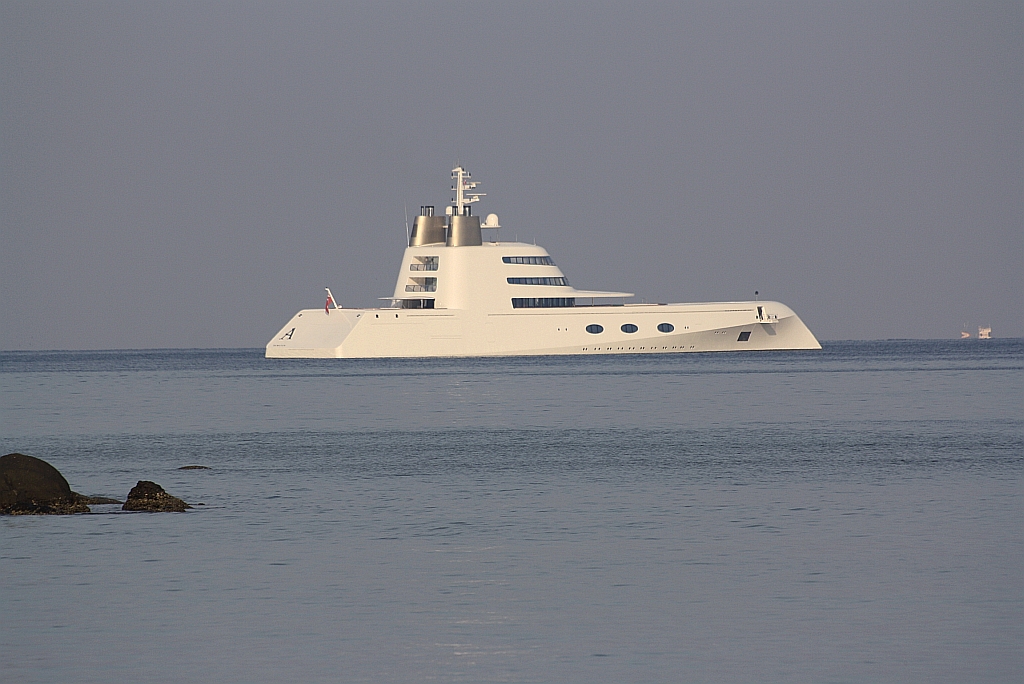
[450,165,485,215]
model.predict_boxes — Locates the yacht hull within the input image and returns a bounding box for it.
[265,300,820,358]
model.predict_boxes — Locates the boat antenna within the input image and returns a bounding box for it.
[404,203,410,243]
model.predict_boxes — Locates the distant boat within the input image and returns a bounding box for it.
[978,326,992,340]
[960,330,972,339]
[267,165,822,358]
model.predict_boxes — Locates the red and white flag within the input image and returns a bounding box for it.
[325,295,333,314]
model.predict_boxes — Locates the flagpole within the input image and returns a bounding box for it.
[325,287,340,313]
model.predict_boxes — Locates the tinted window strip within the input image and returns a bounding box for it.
[502,256,555,265]
[507,277,568,286]
[399,299,435,309]
[511,298,576,308]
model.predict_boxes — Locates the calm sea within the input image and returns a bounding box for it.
[1,341,1021,683]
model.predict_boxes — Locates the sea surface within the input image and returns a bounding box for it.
[1,340,1021,683]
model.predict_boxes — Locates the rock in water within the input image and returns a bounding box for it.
[122,481,190,512]
[0,453,91,515]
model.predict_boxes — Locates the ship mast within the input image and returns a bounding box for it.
[450,166,484,216]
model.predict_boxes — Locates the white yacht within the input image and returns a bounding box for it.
[266,166,821,358]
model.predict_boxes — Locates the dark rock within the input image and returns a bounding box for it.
[122,481,190,512]
[0,453,91,515]
[178,465,210,470]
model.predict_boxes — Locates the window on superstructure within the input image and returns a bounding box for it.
[507,277,568,286]
[400,299,434,309]
[406,277,437,292]
[410,256,439,271]
[511,298,576,308]
[502,256,555,265]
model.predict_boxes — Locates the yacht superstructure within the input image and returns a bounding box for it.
[266,166,821,358]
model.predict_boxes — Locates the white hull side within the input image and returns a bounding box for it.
[266,301,820,358]
[264,309,362,358]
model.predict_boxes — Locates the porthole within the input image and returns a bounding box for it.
[657,323,674,333]
[586,324,604,334]
[621,323,638,333]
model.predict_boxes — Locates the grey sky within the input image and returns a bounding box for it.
[2,1,1021,349]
